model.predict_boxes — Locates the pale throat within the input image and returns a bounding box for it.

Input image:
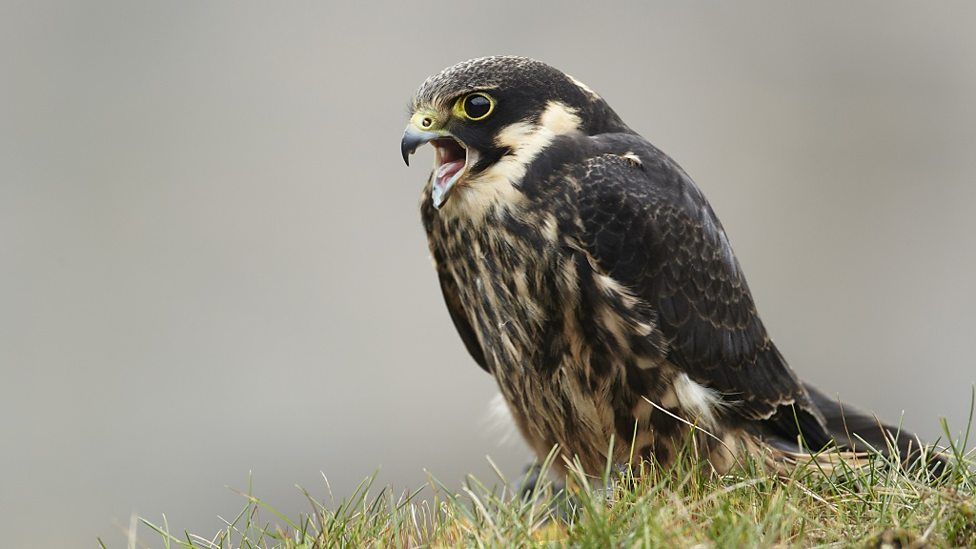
[442,101,583,221]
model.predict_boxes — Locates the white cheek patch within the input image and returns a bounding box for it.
[449,101,581,220]
[489,101,581,163]
[488,101,581,172]
[538,101,583,135]
[494,120,544,156]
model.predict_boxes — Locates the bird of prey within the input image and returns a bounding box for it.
[401,56,943,478]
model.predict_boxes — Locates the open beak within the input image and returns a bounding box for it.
[401,125,474,209]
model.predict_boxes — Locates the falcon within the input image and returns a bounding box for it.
[401,56,942,478]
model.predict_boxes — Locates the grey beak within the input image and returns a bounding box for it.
[401,125,439,166]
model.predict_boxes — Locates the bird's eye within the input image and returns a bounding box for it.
[458,93,494,121]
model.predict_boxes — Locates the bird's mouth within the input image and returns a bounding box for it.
[430,137,471,209]
[401,126,476,209]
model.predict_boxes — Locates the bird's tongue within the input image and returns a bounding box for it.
[434,158,465,192]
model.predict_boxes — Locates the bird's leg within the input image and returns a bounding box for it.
[516,461,583,523]
[516,461,564,500]
[517,460,639,524]
[588,462,637,504]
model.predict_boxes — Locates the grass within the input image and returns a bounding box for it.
[125,412,976,548]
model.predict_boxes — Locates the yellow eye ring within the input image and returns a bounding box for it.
[454,92,495,121]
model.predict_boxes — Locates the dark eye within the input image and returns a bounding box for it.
[462,93,494,120]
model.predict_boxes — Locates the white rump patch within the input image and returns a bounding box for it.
[673,373,723,428]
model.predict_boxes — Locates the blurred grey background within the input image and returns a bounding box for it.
[2,1,975,546]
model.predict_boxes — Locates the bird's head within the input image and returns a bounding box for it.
[401,56,628,211]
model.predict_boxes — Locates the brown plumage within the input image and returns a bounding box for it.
[401,56,945,479]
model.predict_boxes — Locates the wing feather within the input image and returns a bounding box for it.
[435,261,489,373]
[573,141,829,446]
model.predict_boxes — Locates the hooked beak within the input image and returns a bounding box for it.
[401,125,473,209]
[400,126,438,167]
